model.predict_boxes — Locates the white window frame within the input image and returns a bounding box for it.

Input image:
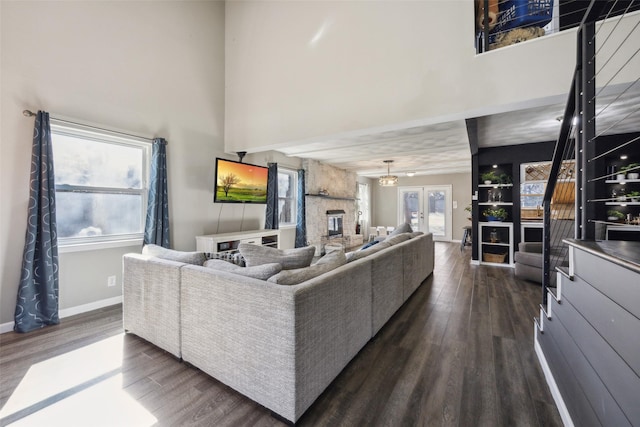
[278,168,298,228]
[51,120,151,252]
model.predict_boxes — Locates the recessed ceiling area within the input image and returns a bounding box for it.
[273,84,640,178]
[277,120,472,178]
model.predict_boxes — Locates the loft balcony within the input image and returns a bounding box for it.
[475,0,640,53]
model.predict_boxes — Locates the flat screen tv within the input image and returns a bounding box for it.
[214,158,269,204]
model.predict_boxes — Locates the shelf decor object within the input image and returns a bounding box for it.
[483,252,507,263]
[483,207,508,222]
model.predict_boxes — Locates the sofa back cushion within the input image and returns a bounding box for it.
[268,249,347,286]
[142,244,206,265]
[239,244,315,270]
[384,232,413,246]
[204,259,282,280]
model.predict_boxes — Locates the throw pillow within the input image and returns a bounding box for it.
[239,244,315,270]
[203,259,282,280]
[268,250,347,286]
[384,232,413,245]
[388,222,413,237]
[346,241,392,262]
[142,244,206,265]
[359,240,380,250]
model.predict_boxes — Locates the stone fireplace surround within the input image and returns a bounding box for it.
[303,159,362,254]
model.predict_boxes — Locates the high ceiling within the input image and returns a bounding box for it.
[276,86,640,178]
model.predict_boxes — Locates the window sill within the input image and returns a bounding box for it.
[59,237,143,253]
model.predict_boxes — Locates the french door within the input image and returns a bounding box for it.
[398,185,452,241]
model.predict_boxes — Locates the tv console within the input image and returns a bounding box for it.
[196,229,280,256]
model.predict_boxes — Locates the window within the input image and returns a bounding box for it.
[357,182,369,232]
[51,121,150,247]
[521,162,548,219]
[277,168,298,227]
[521,160,575,219]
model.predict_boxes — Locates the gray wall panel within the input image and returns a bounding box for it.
[550,292,633,426]
[562,273,640,377]
[537,322,602,427]
[573,249,640,319]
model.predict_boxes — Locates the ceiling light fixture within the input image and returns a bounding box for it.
[379,160,398,187]
[492,164,498,168]
[621,154,628,160]
[406,171,416,177]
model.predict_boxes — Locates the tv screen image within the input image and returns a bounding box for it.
[214,158,269,204]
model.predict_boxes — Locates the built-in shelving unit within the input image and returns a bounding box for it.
[475,165,516,266]
[601,155,640,240]
[479,222,514,267]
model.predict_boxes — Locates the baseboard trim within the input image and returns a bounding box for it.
[0,296,122,334]
[534,329,574,427]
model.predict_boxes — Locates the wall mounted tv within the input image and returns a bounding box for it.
[214,158,269,204]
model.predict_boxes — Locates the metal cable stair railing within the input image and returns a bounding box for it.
[538,0,640,318]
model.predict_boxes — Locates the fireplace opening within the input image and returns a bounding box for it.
[327,210,345,237]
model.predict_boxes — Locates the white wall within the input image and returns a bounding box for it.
[372,173,471,241]
[224,1,578,152]
[0,1,228,326]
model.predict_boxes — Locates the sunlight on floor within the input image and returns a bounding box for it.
[0,333,157,426]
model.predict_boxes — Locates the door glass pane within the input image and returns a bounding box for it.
[401,191,421,231]
[427,190,445,237]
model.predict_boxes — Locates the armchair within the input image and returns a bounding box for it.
[514,219,574,285]
[514,241,569,285]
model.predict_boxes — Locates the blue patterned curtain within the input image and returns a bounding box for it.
[265,163,279,229]
[295,169,307,247]
[144,138,170,247]
[14,111,59,333]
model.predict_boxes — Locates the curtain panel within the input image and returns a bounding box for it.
[144,138,170,247]
[14,111,60,333]
[295,169,307,247]
[265,163,279,229]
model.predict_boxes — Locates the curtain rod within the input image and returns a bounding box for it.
[22,109,159,143]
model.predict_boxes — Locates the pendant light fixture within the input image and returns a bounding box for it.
[378,160,398,186]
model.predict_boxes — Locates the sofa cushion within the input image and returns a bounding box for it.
[203,259,282,280]
[239,244,315,270]
[142,244,206,265]
[410,231,424,238]
[346,242,392,262]
[267,249,346,286]
[384,232,412,245]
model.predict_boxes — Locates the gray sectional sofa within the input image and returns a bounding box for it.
[122,232,434,423]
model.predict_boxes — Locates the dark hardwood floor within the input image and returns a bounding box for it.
[0,242,562,426]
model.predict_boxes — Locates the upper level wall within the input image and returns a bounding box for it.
[225,1,578,152]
